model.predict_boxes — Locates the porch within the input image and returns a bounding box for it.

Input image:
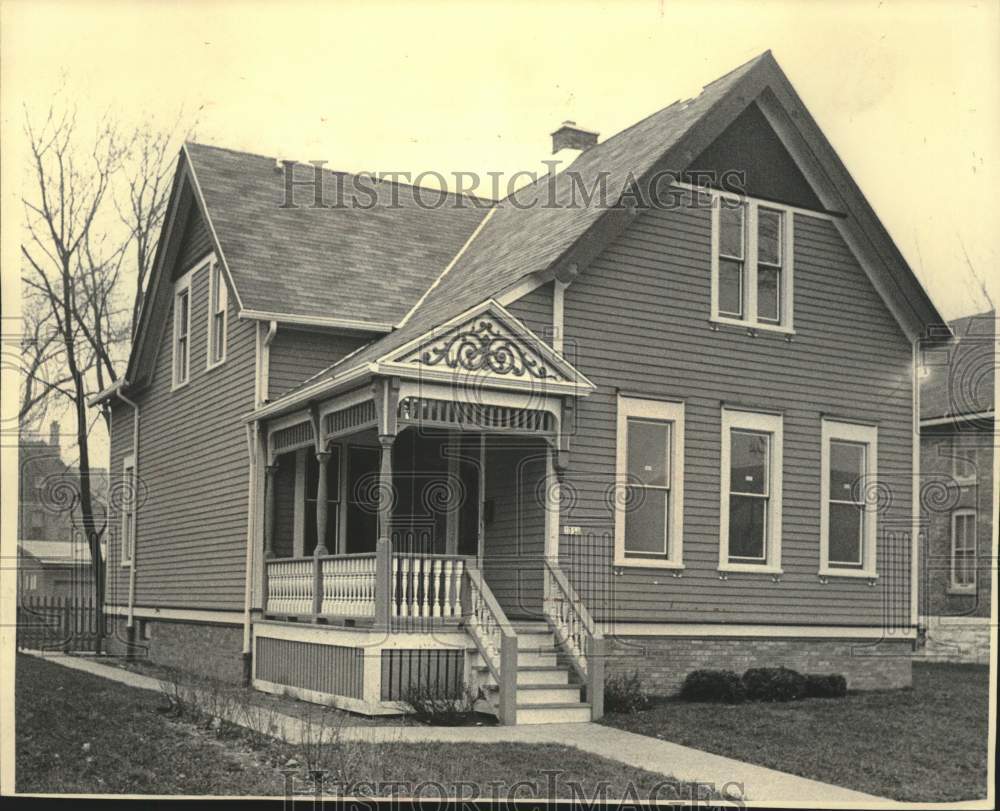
[248,306,602,723]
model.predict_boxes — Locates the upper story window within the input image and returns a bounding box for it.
[172,276,191,388]
[952,442,978,487]
[207,261,228,368]
[950,509,976,592]
[719,408,783,574]
[820,419,878,578]
[711,192,794,332]
[614,395,685,569]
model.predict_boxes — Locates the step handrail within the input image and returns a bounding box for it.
[542,557,605,719]
[461,562,518,724]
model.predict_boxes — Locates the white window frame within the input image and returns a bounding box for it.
[206,259,228,369]
[819,420,878,579]
[121,453,135,567]
[949,509,977,592]
[951,441,978,487]
[172,275,192,389]
[719,408,783,574]
[614,395,685,569]
[709,190,795,333]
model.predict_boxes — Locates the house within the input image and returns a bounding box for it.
[18,422,108,548]
[917,310,995,664]
[93,52,947,724]
[18,540,97,600]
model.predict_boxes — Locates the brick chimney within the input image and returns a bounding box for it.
[551,121,599,154]
[49,421,60,448]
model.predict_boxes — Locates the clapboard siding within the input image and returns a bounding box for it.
[482,437,547,619]
[107,205,255,611]
[560,200,914,627]
[268,328,371,400]
[507,281,553,341]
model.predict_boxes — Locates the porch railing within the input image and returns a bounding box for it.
[462,561,518,724]
[543,558,605,719]
[392,554,467,620]
[265,553,378,619]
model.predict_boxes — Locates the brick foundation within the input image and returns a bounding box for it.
[104,615,244,683]
[605,635,914,694]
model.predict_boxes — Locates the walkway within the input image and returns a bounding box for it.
[24,650,897,806]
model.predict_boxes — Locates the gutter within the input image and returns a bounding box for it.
[113,382,140,631]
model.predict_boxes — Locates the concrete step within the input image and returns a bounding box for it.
[515,630,556,650]
[517,650,558,668]
[516,684,583,705]
[474,665,572,686]
[515,702,592,725]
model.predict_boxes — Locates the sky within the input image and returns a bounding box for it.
[1,0,998,461]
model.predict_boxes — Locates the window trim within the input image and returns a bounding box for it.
[121,453,135,568]
[949,509,977,593]
[206,259,228,370]
[171,275,192,389]
[614,395,685,570]
[819,419,878,579]
[951,442,977,487]
[719,408,783,574]
[709,190,795,334]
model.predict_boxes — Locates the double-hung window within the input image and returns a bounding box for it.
[952,442,978,487]
[719,409,783,573]
[614,396,685,568]
[207,260,228,368]
[711,192,794,331]
[121,454,135,567]
[172,277,191,388]
[820,420,878,578]
[950,510,976,592]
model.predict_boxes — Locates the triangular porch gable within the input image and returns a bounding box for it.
[379,300,594,393]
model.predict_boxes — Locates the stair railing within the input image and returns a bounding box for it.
[461,562,518,724]
[542,558,605,719]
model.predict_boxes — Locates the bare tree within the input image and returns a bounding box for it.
[21,102,128,617]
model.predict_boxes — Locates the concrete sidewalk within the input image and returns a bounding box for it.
[24,650,896,806]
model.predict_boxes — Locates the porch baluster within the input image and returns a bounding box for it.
[411,557,422,617]
[400,556,410,618]
[442,560,453,617]
[391,556,399,617]
[422,558,432,618]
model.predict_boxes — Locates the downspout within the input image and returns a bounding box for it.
[114,383,140,637]
[911,339,922,641]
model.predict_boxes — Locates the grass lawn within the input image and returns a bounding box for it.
[600,662,990,802]
[15,654,703,800]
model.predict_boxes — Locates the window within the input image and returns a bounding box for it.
[207,261,228,367]
[951,510,976,591]
[614,396,685,568]
[711,193,794,331]
[172,278,191,387]
[719,409,783,573]
[24,574,38,591]
[121,454,135,566]
[820,420,878,578]
[952,442,978,486]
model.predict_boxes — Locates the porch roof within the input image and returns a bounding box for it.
[251,300,596,423]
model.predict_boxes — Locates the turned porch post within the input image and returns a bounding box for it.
[263,464,279,559]
[375,433,395,627]
[314,449,332,557]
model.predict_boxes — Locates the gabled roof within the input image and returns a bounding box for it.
[253,300,596,419]
[258,50,947,419]
[183,142,489,327]
[921,309,996,422]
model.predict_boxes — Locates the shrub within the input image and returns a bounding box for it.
[604,670,652,713]
[742,667,807,702]
[403,684,477,726]
[803,673,848,698]
[679,669,746,704]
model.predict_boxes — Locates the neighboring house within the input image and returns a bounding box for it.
[918,310,996,664]
[93,52,946,725]
[18,540,97,600]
